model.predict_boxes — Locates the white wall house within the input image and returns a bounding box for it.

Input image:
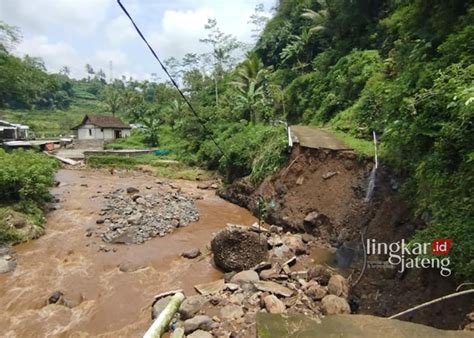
[72,115,131,141]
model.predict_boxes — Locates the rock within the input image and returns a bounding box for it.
[273,244,291,259]
[467,312,474,322]
[181,248,201,259]
[328,274,349,298]
[194,279,225,295]
[118,261,145,272]
[464,323,474,331]
[0,256,16,274]
[321,295,351,315]
[259,269,278,280]
[252,261,272,272]
[225,283,240,292]
[220,304,244,320]
[184,315,215,333]
[263,295,286,314]
[126,187,139,194]
[170,327,185,338]
[127,213,142,225]
[304,211,320,225]
[296,176,304,185]
[179,295,206,320]
[96,219,105,224]
[187,329,213,338]
[211,227,268,272]
[304,281,327,300]
[230,270,260,285]
[283,235,306,255]
[253,281,293,297]
[269,225,283,234]
[322,171,338,180]
[307,264,332,285]
[267,237,283,248]
[152,295,172,319]
[48,291,64,304]
[301,234,315,243]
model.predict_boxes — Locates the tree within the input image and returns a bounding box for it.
[232,54,269,123]
[131,103,161,146]
[101,86,122,116]
[85,64,94,81]
[301,0,329,34]
[0,21,20,53]
[200,18,241,106]
[60,66,70,76]
[249,4,270,41]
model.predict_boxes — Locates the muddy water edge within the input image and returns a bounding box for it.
[0,169,257,337]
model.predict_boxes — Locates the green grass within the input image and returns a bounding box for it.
[328,128,377,158]
[0,98,112,138]
[86,154,215,181]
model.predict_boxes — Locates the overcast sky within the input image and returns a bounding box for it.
[0,0,275,81]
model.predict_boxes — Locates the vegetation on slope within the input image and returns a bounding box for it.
[0,150,57,243]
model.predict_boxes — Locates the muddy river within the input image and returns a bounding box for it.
[0,169,257,337]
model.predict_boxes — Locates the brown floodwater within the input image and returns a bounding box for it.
[0,169,257,337]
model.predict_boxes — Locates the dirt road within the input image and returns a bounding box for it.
[290,125,351,150]
[0,169,257,337]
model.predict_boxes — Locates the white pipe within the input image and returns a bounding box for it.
[143,292,185,338]
[372,130,378,169]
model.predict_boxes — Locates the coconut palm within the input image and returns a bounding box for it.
[301,0,329,34]
[232,54,269,123]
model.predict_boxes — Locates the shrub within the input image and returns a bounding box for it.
[0,149,57,203]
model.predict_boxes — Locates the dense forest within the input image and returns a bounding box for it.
[0,0,472,279]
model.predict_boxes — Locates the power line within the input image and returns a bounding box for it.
[116,0,228,160]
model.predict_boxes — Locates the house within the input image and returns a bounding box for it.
[0,120,29,141]
[72,115,131,140]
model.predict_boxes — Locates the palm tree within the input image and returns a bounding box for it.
[301,0,329,34]
[232,54,269,123]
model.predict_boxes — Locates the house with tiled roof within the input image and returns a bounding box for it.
[72,115,131,140]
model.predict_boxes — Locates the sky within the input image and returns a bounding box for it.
[0,0,276,81]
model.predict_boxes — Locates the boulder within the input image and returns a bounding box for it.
[211,227,268,272]
[179,295,206,320]
[184,315,215,334]
[151,295,172,319]
[181,248,201,259]
[321,295,351,315]
[304,281,327,300]
[230,270,260,285]
[282,235,306,255]
[327,274,349,298]
[220,304,244,320]
[263,295,286,314]
[307,264,332,285]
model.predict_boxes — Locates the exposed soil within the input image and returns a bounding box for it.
[220,144,473,330]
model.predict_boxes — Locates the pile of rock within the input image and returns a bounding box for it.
[151,226,351,337]
[98,187,199,244]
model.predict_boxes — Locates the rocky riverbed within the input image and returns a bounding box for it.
[152,224,354,337]
[98,186,200,244]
